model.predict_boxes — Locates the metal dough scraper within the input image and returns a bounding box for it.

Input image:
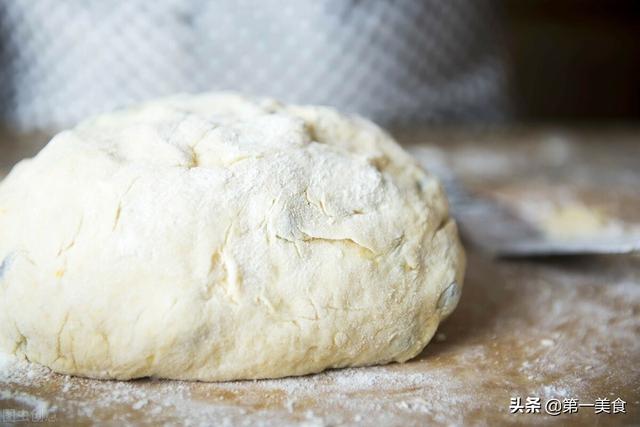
[411,147,640,257]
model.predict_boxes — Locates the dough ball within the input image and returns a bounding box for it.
[0,93,465,381]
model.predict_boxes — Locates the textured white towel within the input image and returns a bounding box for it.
[0,0,507,131]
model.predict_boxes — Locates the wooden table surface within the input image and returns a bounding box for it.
[0,126,639,426]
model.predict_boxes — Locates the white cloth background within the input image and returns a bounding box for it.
[0,0,507,131]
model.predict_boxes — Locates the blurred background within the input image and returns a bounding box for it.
[0,0,638,136]
[505,0,640,123]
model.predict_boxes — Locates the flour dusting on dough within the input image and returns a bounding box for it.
[0,93,464,381]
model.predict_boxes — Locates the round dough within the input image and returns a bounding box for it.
[0,93,465,381]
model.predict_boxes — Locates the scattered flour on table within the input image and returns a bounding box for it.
[0,353,57,418]
[0,351,471,426]
[1,266,638,426]
[0,389,54,416]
